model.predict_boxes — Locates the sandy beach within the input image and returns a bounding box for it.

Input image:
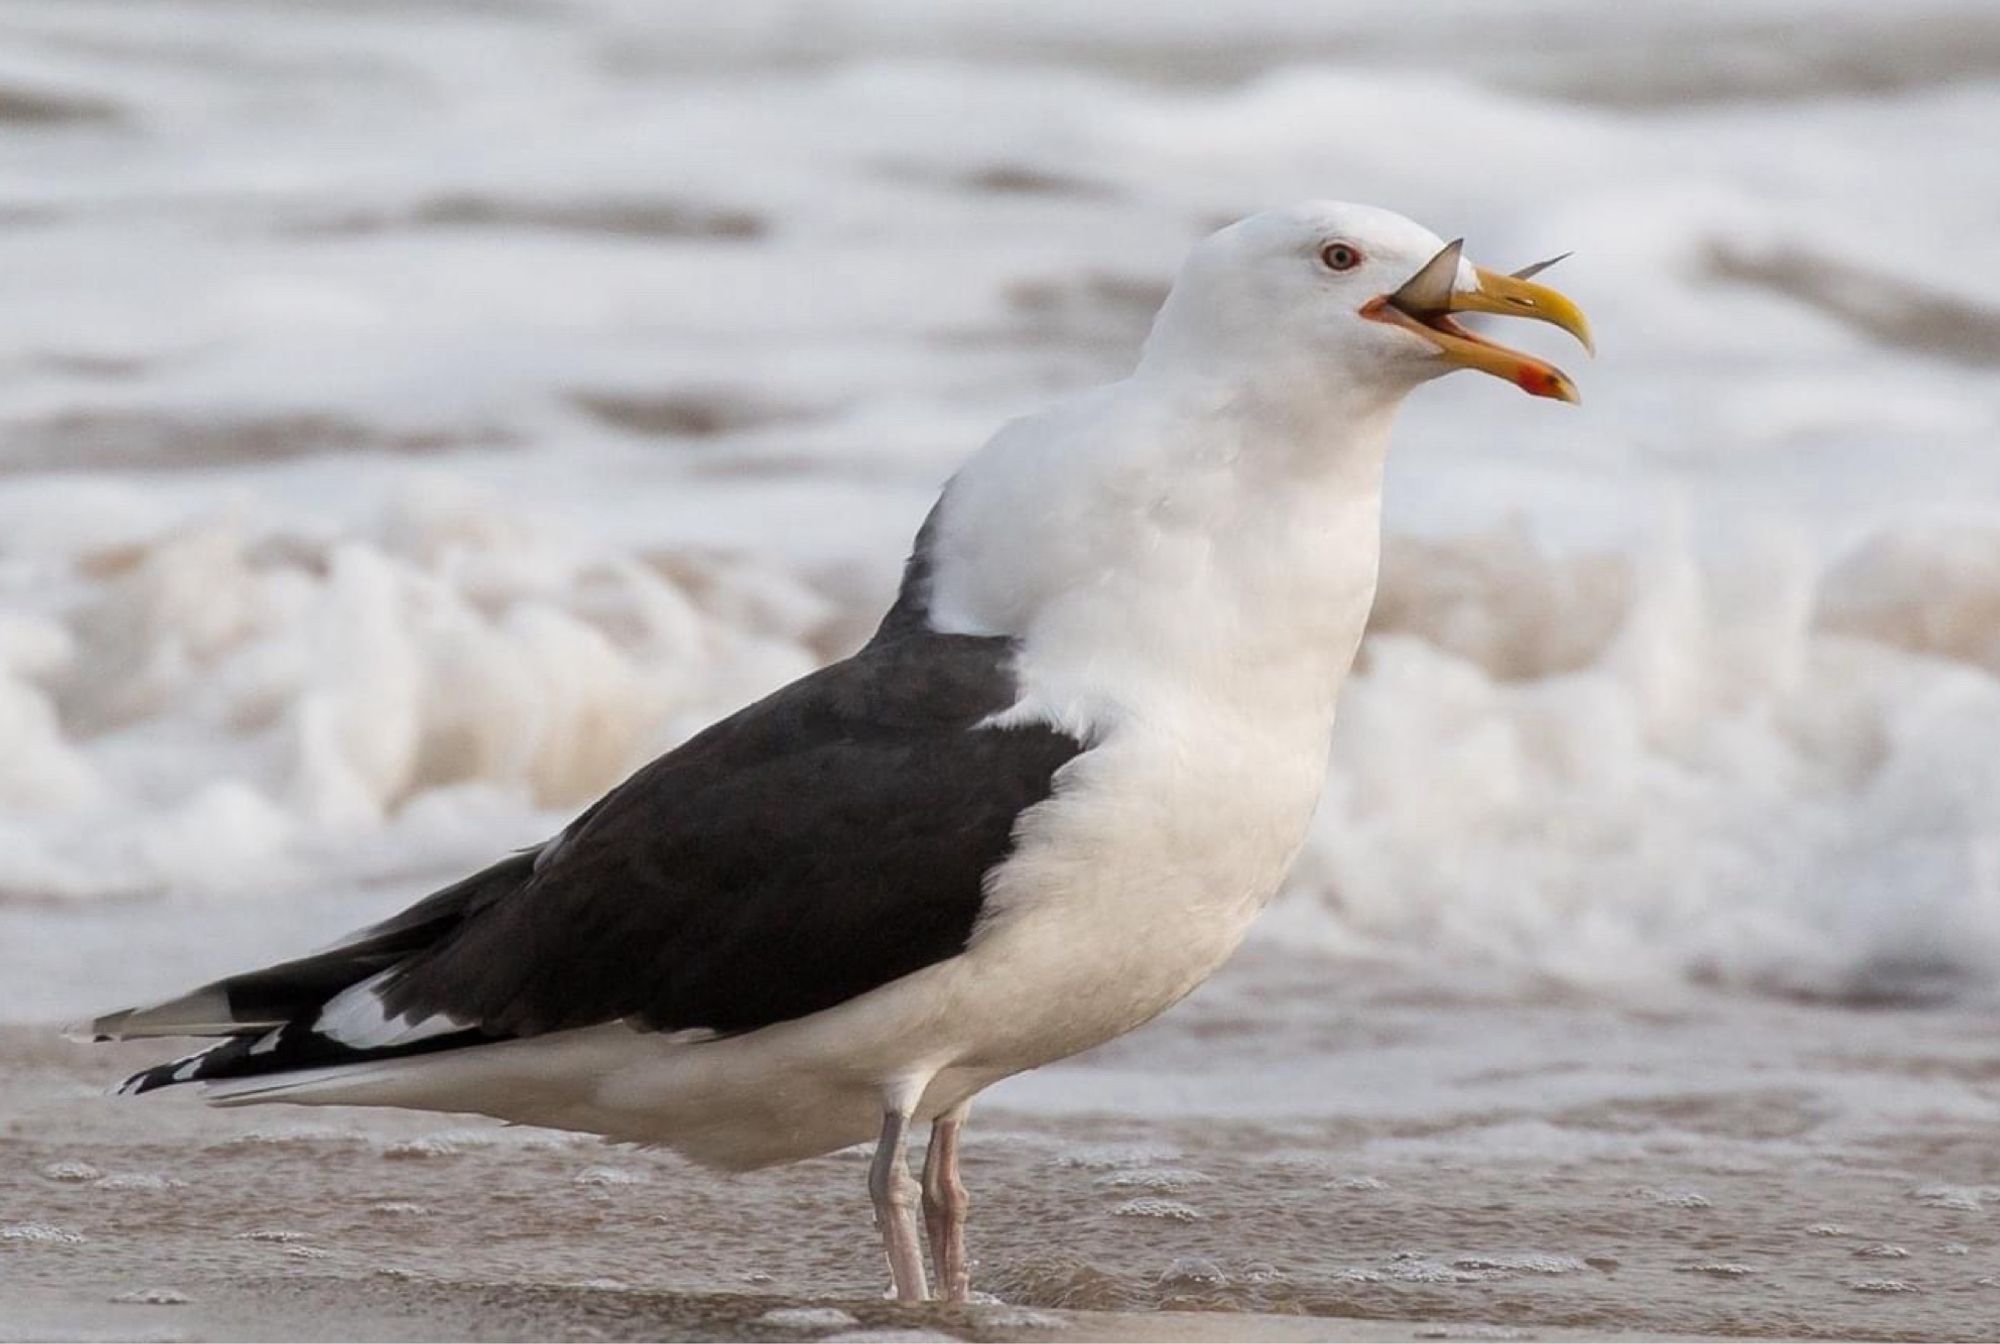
[9,948,2000,1341]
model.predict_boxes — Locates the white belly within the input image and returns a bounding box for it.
[938,712,1331,1069]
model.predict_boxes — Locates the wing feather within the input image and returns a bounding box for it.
[95,629,1083,1094]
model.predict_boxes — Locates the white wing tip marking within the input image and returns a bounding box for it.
[315,970,470,1050]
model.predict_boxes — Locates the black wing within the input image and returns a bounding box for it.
[99,626,1083,1092]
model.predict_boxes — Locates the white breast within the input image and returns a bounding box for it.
[949,705,1331,1070]
[919,378,1393,1071]
[894,206,1459,1079]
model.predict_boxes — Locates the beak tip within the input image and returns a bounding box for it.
[1528,369,1581,404]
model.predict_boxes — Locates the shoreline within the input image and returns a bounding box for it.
[8,972,1999,1343]
[0,1277,1711,1344]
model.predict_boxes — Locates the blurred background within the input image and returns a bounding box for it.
[4,0,2000,1020]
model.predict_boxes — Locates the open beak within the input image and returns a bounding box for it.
[1362,239,1593,403]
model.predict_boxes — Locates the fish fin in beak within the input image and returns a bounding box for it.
[1364,240,1592,403]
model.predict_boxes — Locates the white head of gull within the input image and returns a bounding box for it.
[82,201,1591,1303]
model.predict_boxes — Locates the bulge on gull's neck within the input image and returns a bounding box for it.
[913,288,1404,739]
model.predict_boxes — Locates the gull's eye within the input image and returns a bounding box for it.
[1319,241,1363,272]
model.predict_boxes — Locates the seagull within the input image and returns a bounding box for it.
[82,202,1590,1303]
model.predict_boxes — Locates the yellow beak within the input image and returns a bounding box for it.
[1454,265,1595,356]
[1363,248,1593,404]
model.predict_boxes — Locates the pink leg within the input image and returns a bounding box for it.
[921,1103,972,1303]
[870,1107,930,1302]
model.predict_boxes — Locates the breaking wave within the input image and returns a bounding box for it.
[1294,518,2000,1004]
[0,476,822,904]
[8,475,2000,1006]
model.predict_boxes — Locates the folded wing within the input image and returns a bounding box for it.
[92,629,1083,1095]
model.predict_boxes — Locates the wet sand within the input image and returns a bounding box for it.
[0,1279,1684,1344]
[6,949,1999,1342]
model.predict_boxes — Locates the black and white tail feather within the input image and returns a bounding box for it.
[88,853,530,1097]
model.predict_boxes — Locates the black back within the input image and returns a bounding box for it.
[382,628,1080,1036]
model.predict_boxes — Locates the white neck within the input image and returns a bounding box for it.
[922,358,1401,740]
